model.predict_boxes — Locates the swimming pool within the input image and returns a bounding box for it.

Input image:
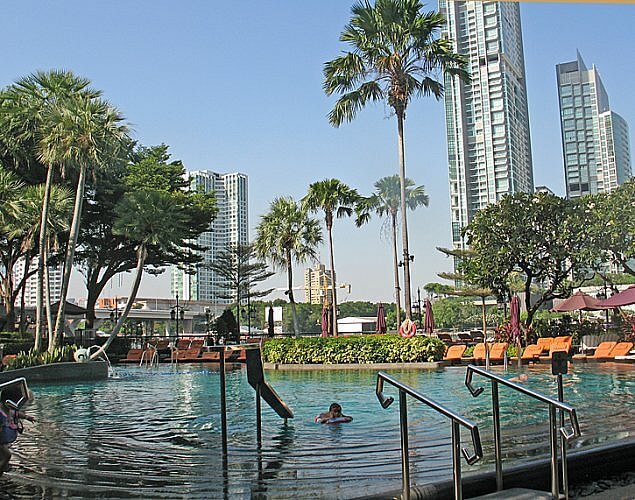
[1,363,633,498]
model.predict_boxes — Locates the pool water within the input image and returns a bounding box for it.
[1,363,633,498]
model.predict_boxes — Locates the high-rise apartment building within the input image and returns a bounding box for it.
[441,0,534,249]
[556,52,631,198]
[304,263,333,305]
[171,171,248,303]
[13,257,62,307]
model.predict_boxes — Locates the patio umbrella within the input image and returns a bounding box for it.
[423,299,435,334]
[321,307,329,337]
[375,303,387,334]
[267,306,274,337]
[598,285,635,307]
[552,290,607,312]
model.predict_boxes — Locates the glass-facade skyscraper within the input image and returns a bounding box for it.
[171,170,248,303]
[440,0,534,249]
[556,52,632,198]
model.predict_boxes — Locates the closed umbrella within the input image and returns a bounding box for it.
[424,299,435,335]
[510,295,521,368]
[267,306,275,337]
[598,285,635,307]
[321,307,329,337]
[376,303,387,334]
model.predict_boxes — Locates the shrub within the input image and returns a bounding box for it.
[4,345,77,371]
[261,335,446,364]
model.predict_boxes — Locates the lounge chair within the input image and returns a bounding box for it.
[471,342,508,364]
[121,348,143,363]
[443,344,467,364]
[573,341,618,362]
[546,336,573,358]
[610,342,634,357]
[537,337,554,353]
[521,344,543,363]
[437,333,454,344]
[201,351,220,361]
[457,332,473,343]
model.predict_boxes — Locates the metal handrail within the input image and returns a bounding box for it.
[376,371,483,500]
[465,365,581,499]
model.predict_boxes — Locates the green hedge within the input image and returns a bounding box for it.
[261,334,446,364]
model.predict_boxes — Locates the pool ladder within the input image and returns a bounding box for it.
[376,371,483,500]
[377,367,581,500]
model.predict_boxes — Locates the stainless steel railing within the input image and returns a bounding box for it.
[465,365,581,499]
[376,371,483,500]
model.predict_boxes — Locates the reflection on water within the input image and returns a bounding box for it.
[0,363,632,498]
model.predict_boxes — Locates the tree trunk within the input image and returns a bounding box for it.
[52,163,87,351]
[482,296,490,370]
[326,215,338,337]
[397,112,412,320]
[391,211,401,326]
[35,166,54,352]
[287,250,300,337]
[90,245,147,360]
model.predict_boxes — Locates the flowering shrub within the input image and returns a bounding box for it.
[262,335,446,364]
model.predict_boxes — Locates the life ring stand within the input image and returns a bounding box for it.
[399,319,416,338]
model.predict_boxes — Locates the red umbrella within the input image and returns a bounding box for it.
[552,290,607,312]
[423,299,435,334]
[598,285,635,307]
[510,295,521,343]
[321,308,329,337]
[375,303,387,334]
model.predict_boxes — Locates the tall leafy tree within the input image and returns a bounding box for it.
[90,190,190,360]
[461,192,596,329]
[324,0,468,319]
[208,243,274,337]
[359,175,428,324]
[38,95,129,351]
[254,197,322,337]
[0,70,100,347]
[76,144,216,328]
[588,179,635,277]
[302,179,361,336]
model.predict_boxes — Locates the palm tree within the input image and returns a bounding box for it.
[89,190,189,360]
[324,0,469,319]
[254,197,322,337]
[302,179,361,336]
[38,95,129,351]
[0,70,100,349]
[361,175,428,325]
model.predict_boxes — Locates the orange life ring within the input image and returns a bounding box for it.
[399,319,416,338]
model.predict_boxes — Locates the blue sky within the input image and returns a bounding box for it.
[3,1,634,303]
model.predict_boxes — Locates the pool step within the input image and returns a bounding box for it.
[469,487,553,499]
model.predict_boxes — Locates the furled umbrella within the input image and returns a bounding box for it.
[267,306,275,338]
[510,295,522,367]
[321,307,329,337]
[423,299,435,335]
[597,285,635,307]
[375,303,387,334]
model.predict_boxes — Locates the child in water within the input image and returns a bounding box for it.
[315,403,353,424]
[0,387,35,474]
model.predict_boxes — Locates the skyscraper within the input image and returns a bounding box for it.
[13,256,62,307]
[441,0,534,249]
[304,263,333,305]
[556,52,631,198]
[171,170,248,303]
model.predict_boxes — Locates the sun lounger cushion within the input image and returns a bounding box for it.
[590,341,618,359]
[489,342,509,360]
[521,344,543,360]
[444,344,467,361]
[536,337,553,353]
[609,342,634,357]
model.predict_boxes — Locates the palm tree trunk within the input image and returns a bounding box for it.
[397,112,412,320]
[287,250,300,337]
[391,212,401,326]
[327,220,338,337]
[90,245,147,360]
[35,166,53,352]
[44,248,54,349]
[52,163,87,351]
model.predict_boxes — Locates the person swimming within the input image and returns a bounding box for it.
[315,403,353,424]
